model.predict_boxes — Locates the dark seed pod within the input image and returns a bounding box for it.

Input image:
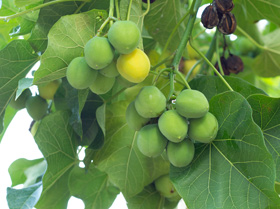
[226,54,244,74]
[213,0,234,13]
[142,0,156,3]
[201,5,219,29]
[215,56,230,75]
[218,12,237,35]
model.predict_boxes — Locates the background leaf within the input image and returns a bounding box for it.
[0,40,38,134]
[0,106,17,143]
[68,165,119,209]
[171,91,280,209]
[247,95,280,182]
[7,182,42,209]
[94,101,170,197]
[34,111,78,209]
[33,9,107,84]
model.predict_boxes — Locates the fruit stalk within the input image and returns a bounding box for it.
[216,32,225,76]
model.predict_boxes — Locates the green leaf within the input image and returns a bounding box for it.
[33,9,107,84]
[126,184,165,209]
[96,104,106,136]
[34,111,78,209]
[16,77,33,99]
[252,29,280,77]
[15,0,42,7]
[247,95,280,182]
[0,40,38,134]
[144,0,186,51]
[170,91,280,209]
[8,158,46,187]
[189,75,266,101]
[94,101,170,197]
[7,182,42,209]
[68,165,119,209]
[235,0,280,25]
[0,106,17,143]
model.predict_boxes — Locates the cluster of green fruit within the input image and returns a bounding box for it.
[9,79,61,122]
[126,86,219,167]
[66,20,150,94]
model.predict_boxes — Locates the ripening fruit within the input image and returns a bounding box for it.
[38,79,62,100]
[89,73,115,95]
[154,175,180,199]
[182,59,200,78]
[108,20,140,54]
[117,49,150,83]
[188,112,219,143]
[9,88,32,110]
[26,95,48,121]
[175,89,209,118]
[126,101,150,131]
[158,110,188,143]
[99,61,119,78]
[167,139,195,167]
[136,124,168,157]
[84,36,114,69]
[66,57,98,89]
[134,86,166,118]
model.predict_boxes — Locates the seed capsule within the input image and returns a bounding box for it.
[213,0,234,13]
[201,5,219,29]
[215,56,230,75]
[218,12,237,35]
[226,54,244,74]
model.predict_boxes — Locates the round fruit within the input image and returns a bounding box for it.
[9,88,32,110]
[99,61,119,78]
[158,110,188,143]
[89,73,115,95]
[183,59,200,78]
[38,79,62,100]
[84,36,114,69]
[117,49,150,83]
[175,89,209,118]
[26,95,48,121]
[108,21,140,54]
[154,175,179,199]
[66,57,97,89]
[126,101,150,131]
[136,124,168,157]
[134,86,166,118]
[167,139,195,167]
[188,112,219,143]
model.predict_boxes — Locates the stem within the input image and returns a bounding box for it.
[151,54,174,71]
[115,0,120,19]
[175,71,191,89]
[142,0,150,17]
[109,0,114,26]
[96,16,117,36]
[127,0,133,20]
[74,1,87,14]
[216,32,224,76]
[190,41,233,91]
[0,0,89,21]
[153,68,171,85]
[167,72,175,100]
[185,59,202,81]
[105,87,126,103]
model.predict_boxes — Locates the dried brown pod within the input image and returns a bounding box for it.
[201,5,219,29]
[226,54,244,74]
[215,56,230,75]
[213,0,234,13]
[218,12,237,35]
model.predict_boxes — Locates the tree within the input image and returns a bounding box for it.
[1,0,280,208]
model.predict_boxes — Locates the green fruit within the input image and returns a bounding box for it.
[84,36,114,69]
[154,175,179,199]
[135,86,166,118]
[167,139,195,167]
[136,124,168,157]
[66,57,97,89]
[99,61,119,78]
[108,21,140,54]
[89,73,115,95]
[9,88,32,110]
[26,95,48,121]
[158,110,188,143]
[188,112,219,143]
[126,101,150,131]
[116,75,136,88]
[164,198,180,209]
[38,79,62,100]
[175,89,209,118]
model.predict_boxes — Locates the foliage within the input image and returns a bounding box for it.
[1,0,280,209]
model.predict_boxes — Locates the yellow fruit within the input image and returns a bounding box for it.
[117,49,150,83]
[38,79,62,100]
[183,59,200,77]
[187,42,200,59]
